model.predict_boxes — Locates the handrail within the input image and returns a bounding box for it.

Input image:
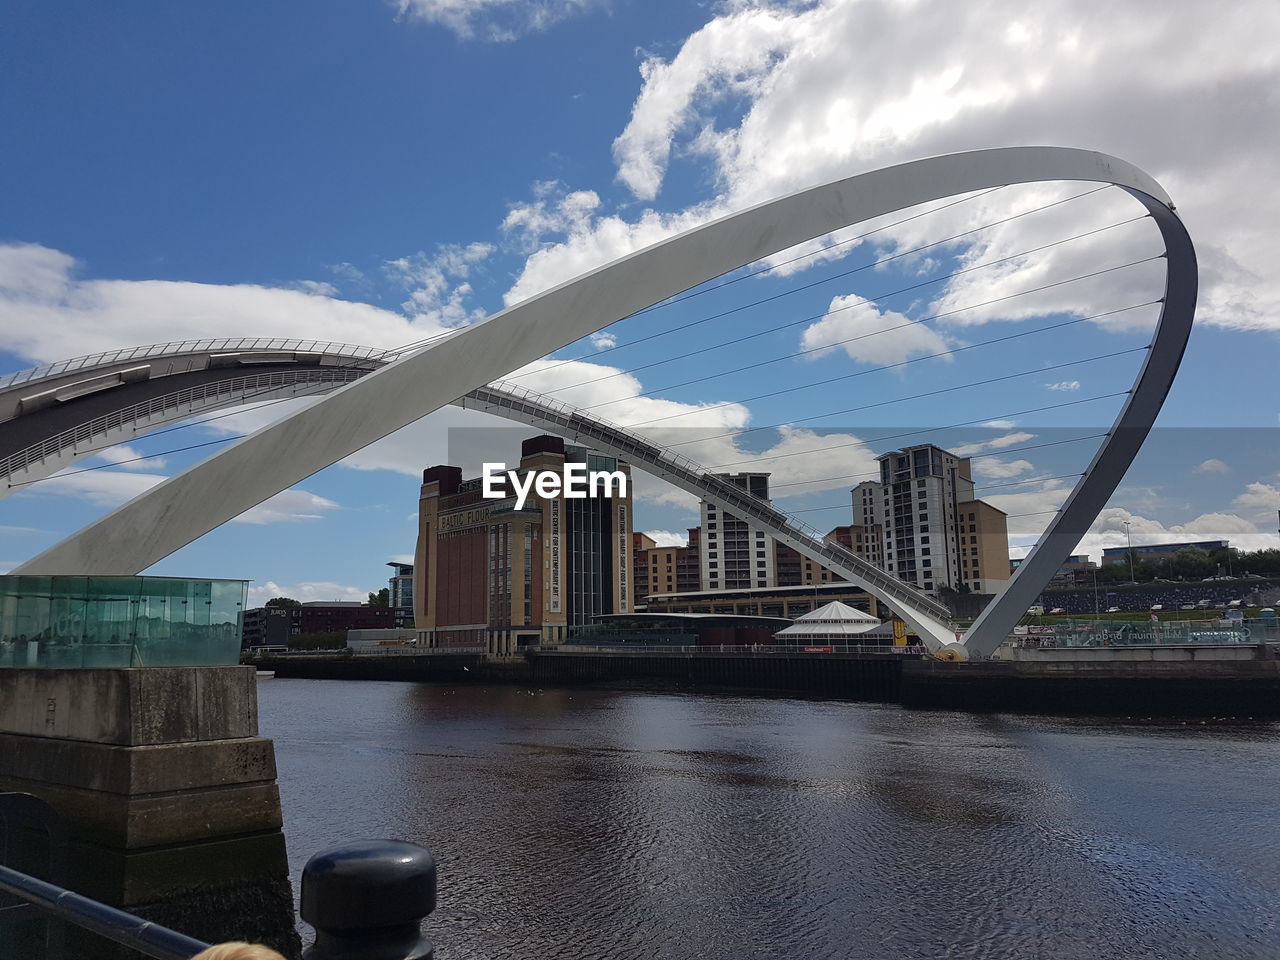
[0,337,410,391]
[0,862,209,959]
[1,368,366,479]
[471,380,952,621]
[540,643,929,655]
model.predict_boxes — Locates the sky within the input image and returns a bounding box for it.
[2,0,1279,605]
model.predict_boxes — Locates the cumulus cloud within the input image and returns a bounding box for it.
[1195,458,1231,475]
[383,241,494,327]
[0,243,446,366]
[504,0,1280,333]
[950,431,1037,457]
[23,467,339,524]
[972,457,1034,480]
[95,444,167,471]
[800,297,952,366]
[1233,481,1280,515]
[393,0,604,42]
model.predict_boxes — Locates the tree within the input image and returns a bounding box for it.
[366,588,390,608]
[265,597,302,608]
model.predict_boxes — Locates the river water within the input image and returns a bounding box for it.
[257,679,1280,960]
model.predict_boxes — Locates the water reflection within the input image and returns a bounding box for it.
[259,681,1280,959]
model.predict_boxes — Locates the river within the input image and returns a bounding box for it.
[257,678,1280,959]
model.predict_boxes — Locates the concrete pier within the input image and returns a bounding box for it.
[0,666,300,958]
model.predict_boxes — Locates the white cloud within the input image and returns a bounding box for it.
[0,243,447,366]
[800,297,952,366]
[236,488,340,525]
[1195,458,1231,475]
[950,431,1036,457]
[295,280,339,297]
[95,444,167,471]
[642,530,689,547]
[1233,481,1280,515]
[506,0,1280,333]
[972,458,1034,480]
[383,241,494,327]
[247,580,369,608]
[328,262,365,283]
[1045,380,1081,392]
[23,468,339,524]
[589,331,618,350]
[393,0,604,42]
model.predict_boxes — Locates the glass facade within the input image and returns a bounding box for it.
[0,575,247,668]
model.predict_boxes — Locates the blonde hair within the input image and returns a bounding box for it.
[189,944,286,960]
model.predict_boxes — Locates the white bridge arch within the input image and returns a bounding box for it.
[11,147,1197,657]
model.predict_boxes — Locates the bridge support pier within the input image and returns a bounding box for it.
[0,666,300,959]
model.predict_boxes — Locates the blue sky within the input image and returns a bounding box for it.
[2,0,1279,604]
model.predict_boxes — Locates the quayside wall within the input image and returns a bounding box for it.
[259,645,1280,717]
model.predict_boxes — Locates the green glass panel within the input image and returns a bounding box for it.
[0,575,247,668]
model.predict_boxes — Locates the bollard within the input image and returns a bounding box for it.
[300,839,436,960]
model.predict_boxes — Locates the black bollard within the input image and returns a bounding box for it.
[301,839,436,960]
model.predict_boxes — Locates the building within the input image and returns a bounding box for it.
[632,528,704,608]
[242,601,396,647]
[701,473,777,590]
[387,561,414,626]
[645,581,888,621]
[414,434,632,655]
[852,443,1010,594]
[1100,540,1231,565]
[825,524,885,569]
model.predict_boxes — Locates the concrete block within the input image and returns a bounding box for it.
[0,666,258,744]
[0,734,277,794]
[0,775,284,849]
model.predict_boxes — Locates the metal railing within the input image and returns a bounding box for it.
[468,380,952,622]
[0,337,406,391]
[1,793,439,960]
[540,642,929,655]
[1,368,367,480]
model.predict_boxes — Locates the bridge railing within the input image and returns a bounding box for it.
[474,380,952,622]
[0,368,366,480]
[0,337,404,391]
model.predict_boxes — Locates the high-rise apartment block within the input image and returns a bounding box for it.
[851,443,1009,594]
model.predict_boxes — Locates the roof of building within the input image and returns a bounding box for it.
[774,600,881,637]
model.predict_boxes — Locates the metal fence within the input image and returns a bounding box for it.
[0,793,438,960]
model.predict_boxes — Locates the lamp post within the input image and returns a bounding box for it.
[1123,521,1135,583]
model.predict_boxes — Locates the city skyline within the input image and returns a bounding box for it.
[3,1,1279,604]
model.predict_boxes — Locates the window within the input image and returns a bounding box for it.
[757,560,766,567]
[921,536,930,544]
[708,522,717,530]
[709,561,718,569]
[921,548,930,556]
[968,512,976,521]
[756,550,765,558]
[970,536,977,544]
[922,559,931,567]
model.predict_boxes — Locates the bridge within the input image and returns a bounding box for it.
[0,340,956,646]
[4,147,1198,658]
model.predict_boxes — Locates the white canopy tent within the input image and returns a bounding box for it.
[774,600,882,639]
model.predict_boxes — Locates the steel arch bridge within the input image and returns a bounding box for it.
[6,147,1197,658]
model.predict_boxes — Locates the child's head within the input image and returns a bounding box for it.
[189,943,286,960]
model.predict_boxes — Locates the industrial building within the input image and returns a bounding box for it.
[413,434,632,655]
